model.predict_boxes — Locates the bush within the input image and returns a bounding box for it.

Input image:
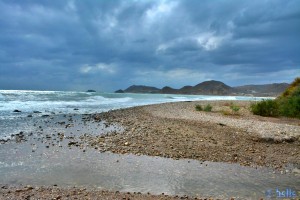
[230,103,240,114]
[195,104,203,111]
[222,110,231,115]
[250,77,300,119]
[278,96,300,118]
[204,104,212,112]
[250,99,279,117]
[281,77,300,98]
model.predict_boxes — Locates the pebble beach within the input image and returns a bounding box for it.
[1,100,300,199]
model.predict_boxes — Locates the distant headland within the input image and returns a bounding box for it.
[115,80,289,97]
[86,90,96,92]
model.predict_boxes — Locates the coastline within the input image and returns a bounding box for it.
[1,100,300,199]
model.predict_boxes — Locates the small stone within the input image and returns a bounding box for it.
[25,185,34,190]
[292,168,300,175]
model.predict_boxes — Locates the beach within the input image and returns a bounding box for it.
[1,100,300,199]
[92,101,300,168]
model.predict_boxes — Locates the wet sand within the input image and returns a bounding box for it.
[1,100,300,199]
[0,185,191,200]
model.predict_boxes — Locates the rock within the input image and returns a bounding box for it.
[25,185,34,190]
[27,114,33,117]
[68,141,77,146]
[124,142,130,146]
[65,124,73,128]
[218,123,226,126]
[13,109,21,113]
[115,89,124,93]
[33,111,42,113]
[292,168,300,175]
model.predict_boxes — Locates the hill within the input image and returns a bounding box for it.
[115,80,289,97]
[121,85,161,94]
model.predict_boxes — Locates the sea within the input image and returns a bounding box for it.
[0,90,268,139]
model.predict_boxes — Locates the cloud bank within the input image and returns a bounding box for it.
[0,0,299,91]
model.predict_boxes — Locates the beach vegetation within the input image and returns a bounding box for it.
[222,110,231,115]
[250,99,279,117]
[250,77,300,118]
[203,104,213,112]
[229,103,240,114]
[195,104,203,111]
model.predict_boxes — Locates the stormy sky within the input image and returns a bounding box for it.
[0,0,299,91]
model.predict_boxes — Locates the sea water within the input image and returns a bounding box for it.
[0,90,267,139]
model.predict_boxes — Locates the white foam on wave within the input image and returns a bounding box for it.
[0,90,271,123]
[86,96,133,103]
[0,161,24,167]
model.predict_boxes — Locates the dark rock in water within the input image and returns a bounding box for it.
[13,110,21,113]
[68,141,77,146]
[86,90,96,92]
[74,108,79,110]
[27,115,33,117]
[0,139,8,143]
[42,115,50,117]
[33,111,42,113]
[115,89,124,93]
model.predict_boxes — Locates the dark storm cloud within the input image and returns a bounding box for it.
[0,0,299,91]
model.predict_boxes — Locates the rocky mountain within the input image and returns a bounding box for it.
[234,83,290,96]
[118,85,161,94]
[115,80,289,97]
[192,80,234,95]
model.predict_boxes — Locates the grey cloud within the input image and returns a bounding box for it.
[0,0,299,91]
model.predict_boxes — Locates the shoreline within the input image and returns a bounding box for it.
[1,100,300,199]
[0,185,194,200]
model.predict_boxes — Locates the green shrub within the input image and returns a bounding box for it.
[280,77,300,98]
[278,96,300,118]
[195,104,203,111]
[204,104,212,112]
[250,99,279,117]
[230,103,240,114]
[250,77,300,119]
